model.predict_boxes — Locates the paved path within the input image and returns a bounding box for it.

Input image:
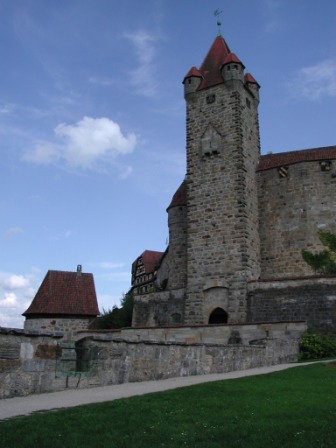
[0,362,321,420]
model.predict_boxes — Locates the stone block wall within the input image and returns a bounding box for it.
[248,277,336,333]
[0,328,64,398]
[257,160,336,279]
[24,317,94,337]
[132,289,185,327]
[0,321,306,399]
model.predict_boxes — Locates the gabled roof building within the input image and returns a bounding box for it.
[23,265,99,334]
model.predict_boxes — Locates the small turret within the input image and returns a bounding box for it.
[221,52,245,83]
[183,66,203,98]
[244,73,260,102]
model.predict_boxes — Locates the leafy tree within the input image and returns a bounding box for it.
[92,290,134,329]
[302,230,336,274]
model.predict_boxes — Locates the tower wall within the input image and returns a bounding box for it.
[166,204,188,290]
[184,78,261,325]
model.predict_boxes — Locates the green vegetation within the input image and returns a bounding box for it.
[1,364,336,448]
[302,230,336,274]
[299,333,336,360]
[93,290,134,329]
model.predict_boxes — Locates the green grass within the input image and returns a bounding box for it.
[1,363,336,448]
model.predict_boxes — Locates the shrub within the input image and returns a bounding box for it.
[299,332,336,360]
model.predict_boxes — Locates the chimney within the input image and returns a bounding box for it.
[77,264,82,277]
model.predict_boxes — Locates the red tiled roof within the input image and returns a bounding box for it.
[184,66,203,80]
[244,73,260,87]
[258,146,336,171]
[132,250,164,275]
[142,250,164,272]
[223,52,244,67]
[167,180,187,211]
[23,269,99,317]
[197,36,231,90]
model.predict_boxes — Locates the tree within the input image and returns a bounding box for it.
[92,290,134,329]
[302,230,336,274]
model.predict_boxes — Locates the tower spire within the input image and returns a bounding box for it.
[214,9,222,36]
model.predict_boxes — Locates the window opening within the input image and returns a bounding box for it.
[208,307,228,324]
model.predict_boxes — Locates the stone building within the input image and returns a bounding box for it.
[23,265,99,334]
[131,33,336,332]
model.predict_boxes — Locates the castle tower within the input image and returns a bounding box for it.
[183,35,261,325]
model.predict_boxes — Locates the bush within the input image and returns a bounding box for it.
[299,332,336,360]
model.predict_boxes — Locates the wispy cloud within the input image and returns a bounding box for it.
[124,30,160,97]
[88,76,115,87]
[97,262,126,270]
[0,104,12,114]
[288,59,336,101]
[22,116,137,172]
[260,0,283,34]
[3,227,23,240]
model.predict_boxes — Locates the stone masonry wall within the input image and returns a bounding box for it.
[24,317,93,338]
[184,77,260,325]
[247,277,336,333]
[0,321,305,398]
[257,160,336,279]
[166,204,188,290]
[132,289,185,327]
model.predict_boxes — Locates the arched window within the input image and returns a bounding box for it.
[208,307,228,324]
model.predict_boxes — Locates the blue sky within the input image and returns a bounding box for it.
[1,0,336,328]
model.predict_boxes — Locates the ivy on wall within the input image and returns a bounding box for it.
[302,230,336,274]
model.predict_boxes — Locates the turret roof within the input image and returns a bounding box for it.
[184,66,203,80]
[167,180,187,210]
[222,52,245,68]
[244,73,260,87]
[23,269,99,317]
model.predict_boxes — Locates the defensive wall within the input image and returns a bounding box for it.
[257,158,336,279]
[247,277,336,333]
[0,321,305,399]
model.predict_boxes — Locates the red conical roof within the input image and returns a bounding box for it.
[198,35,231,90]
[223,52,245,68]
[244,72,260,88]
[167,180,187,211]
[183,66,203,81]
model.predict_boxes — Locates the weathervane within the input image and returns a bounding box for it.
[214,9,222,36]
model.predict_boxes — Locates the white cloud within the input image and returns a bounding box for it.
[124,30,160,96]
[0,292,18,307]
[0,269,41,328]
[23,116,137,171]
[289,59,336,101]
[1,275,30,290]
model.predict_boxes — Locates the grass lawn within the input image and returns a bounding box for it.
[1,363,335,448]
